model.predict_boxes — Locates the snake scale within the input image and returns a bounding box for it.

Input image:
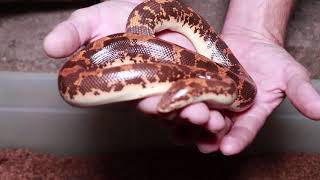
[58,0,257,113]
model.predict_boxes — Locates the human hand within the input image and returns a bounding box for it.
[202,0,320,156]
[139,26,320,155]
[152,0,320,155]
[213,26,320,155]
[43,0,232,153]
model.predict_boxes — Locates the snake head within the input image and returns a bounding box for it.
[157,78,237,113]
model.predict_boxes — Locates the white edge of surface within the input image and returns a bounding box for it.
[0,71,319,155]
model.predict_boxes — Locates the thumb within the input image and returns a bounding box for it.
[43,7,99,58]
[286,74,320,120]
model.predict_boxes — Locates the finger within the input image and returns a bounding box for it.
[137,95,162,115]
[196,116,232,154]
[138,97,211,125]
[220,105,268,155]
[196,131,218,153]
[206,111,226,133]
[286,74,320,120]
[180,103,210,125]
[43,6,99,58]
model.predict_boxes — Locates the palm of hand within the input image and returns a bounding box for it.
[219,34,292,148]
[226,34,291,117]
[225,33,307,117]
[215,31,320,154]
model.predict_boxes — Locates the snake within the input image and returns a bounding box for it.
[58,0,257,113]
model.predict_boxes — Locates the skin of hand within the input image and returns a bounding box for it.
[44,0,320,155]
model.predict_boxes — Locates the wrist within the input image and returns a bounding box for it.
[222,0,295,46]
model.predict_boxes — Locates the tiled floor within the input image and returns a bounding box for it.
[0,0,319,78]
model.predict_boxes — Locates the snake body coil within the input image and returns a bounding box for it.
[58,0,257,113]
